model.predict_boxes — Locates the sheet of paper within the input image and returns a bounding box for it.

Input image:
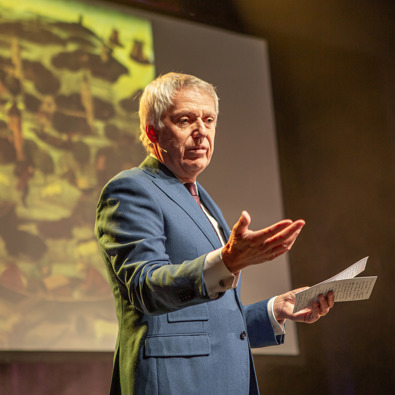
[293,276,377,312]
[317,256,368,285]
[293,257,377,313]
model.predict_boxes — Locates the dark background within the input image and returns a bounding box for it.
[1,0,394,394]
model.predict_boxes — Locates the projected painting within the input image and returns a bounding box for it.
[0,0,155,350]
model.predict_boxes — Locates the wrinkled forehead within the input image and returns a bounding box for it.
[167,87,217,115]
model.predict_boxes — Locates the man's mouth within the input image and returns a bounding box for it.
[187,146,207,154]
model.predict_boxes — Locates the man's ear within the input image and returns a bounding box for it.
[146,126,158,143]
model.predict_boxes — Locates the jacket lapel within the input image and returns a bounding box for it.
[140,157,225,250]
[197,183,231,241]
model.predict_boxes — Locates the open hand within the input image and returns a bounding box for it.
[222,211,305,273]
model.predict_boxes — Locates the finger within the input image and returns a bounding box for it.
[292,286,310,294]
[232,211,251,236]
[317,294,330,315]
[290,308,315,323]
[254,219,293,240]
[310,301,321,321]
[267,220,305,245]
[327,290,335,308]
[270,242,296,258]
[269,227,304,258]
[264,220,305,248]
[293,303,320,323]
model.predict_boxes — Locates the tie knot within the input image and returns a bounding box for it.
[185,183,200,205]
[185,182,198,196]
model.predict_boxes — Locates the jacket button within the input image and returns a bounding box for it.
[240,331,247,340]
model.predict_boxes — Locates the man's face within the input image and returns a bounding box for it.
[153,88,217,183]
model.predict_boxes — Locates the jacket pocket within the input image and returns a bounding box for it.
[167,303,208,323]
[144,333,210,357]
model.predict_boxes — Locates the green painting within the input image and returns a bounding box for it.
[0,0,155,350]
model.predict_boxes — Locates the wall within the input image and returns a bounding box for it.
[235,1,394,394]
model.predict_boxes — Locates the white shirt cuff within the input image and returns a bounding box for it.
[203,248,240,299]
[268,296,286,336]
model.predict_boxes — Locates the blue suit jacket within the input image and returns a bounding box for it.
[95,156,284,395]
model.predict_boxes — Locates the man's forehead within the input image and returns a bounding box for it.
[169,88,216,113]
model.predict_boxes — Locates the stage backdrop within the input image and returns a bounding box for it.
[0,0,299,355]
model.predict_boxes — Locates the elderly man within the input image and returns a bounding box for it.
[95,72,334,395]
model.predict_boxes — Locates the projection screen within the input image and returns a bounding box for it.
[0,0,299,355]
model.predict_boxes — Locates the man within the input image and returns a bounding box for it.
[95,72,334,394]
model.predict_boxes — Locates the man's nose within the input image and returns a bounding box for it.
[193,118,207,137]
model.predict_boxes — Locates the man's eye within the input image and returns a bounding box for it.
[205,117,215,124]
[179,117,189,125]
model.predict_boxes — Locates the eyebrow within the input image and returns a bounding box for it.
[171,110,216,119]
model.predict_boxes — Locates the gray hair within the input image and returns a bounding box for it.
[139,72,219,154]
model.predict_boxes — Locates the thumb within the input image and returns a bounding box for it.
[233,211,251,236]
[292,286,310,294]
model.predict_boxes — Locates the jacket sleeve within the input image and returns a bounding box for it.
[94,173,212,315]
[243,299,285,348]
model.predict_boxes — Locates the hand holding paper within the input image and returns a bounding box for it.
[274,288,334,325]
[292,257,377,313]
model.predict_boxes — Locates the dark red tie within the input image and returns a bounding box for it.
[185,183,222,243]
[184,183,201,205]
